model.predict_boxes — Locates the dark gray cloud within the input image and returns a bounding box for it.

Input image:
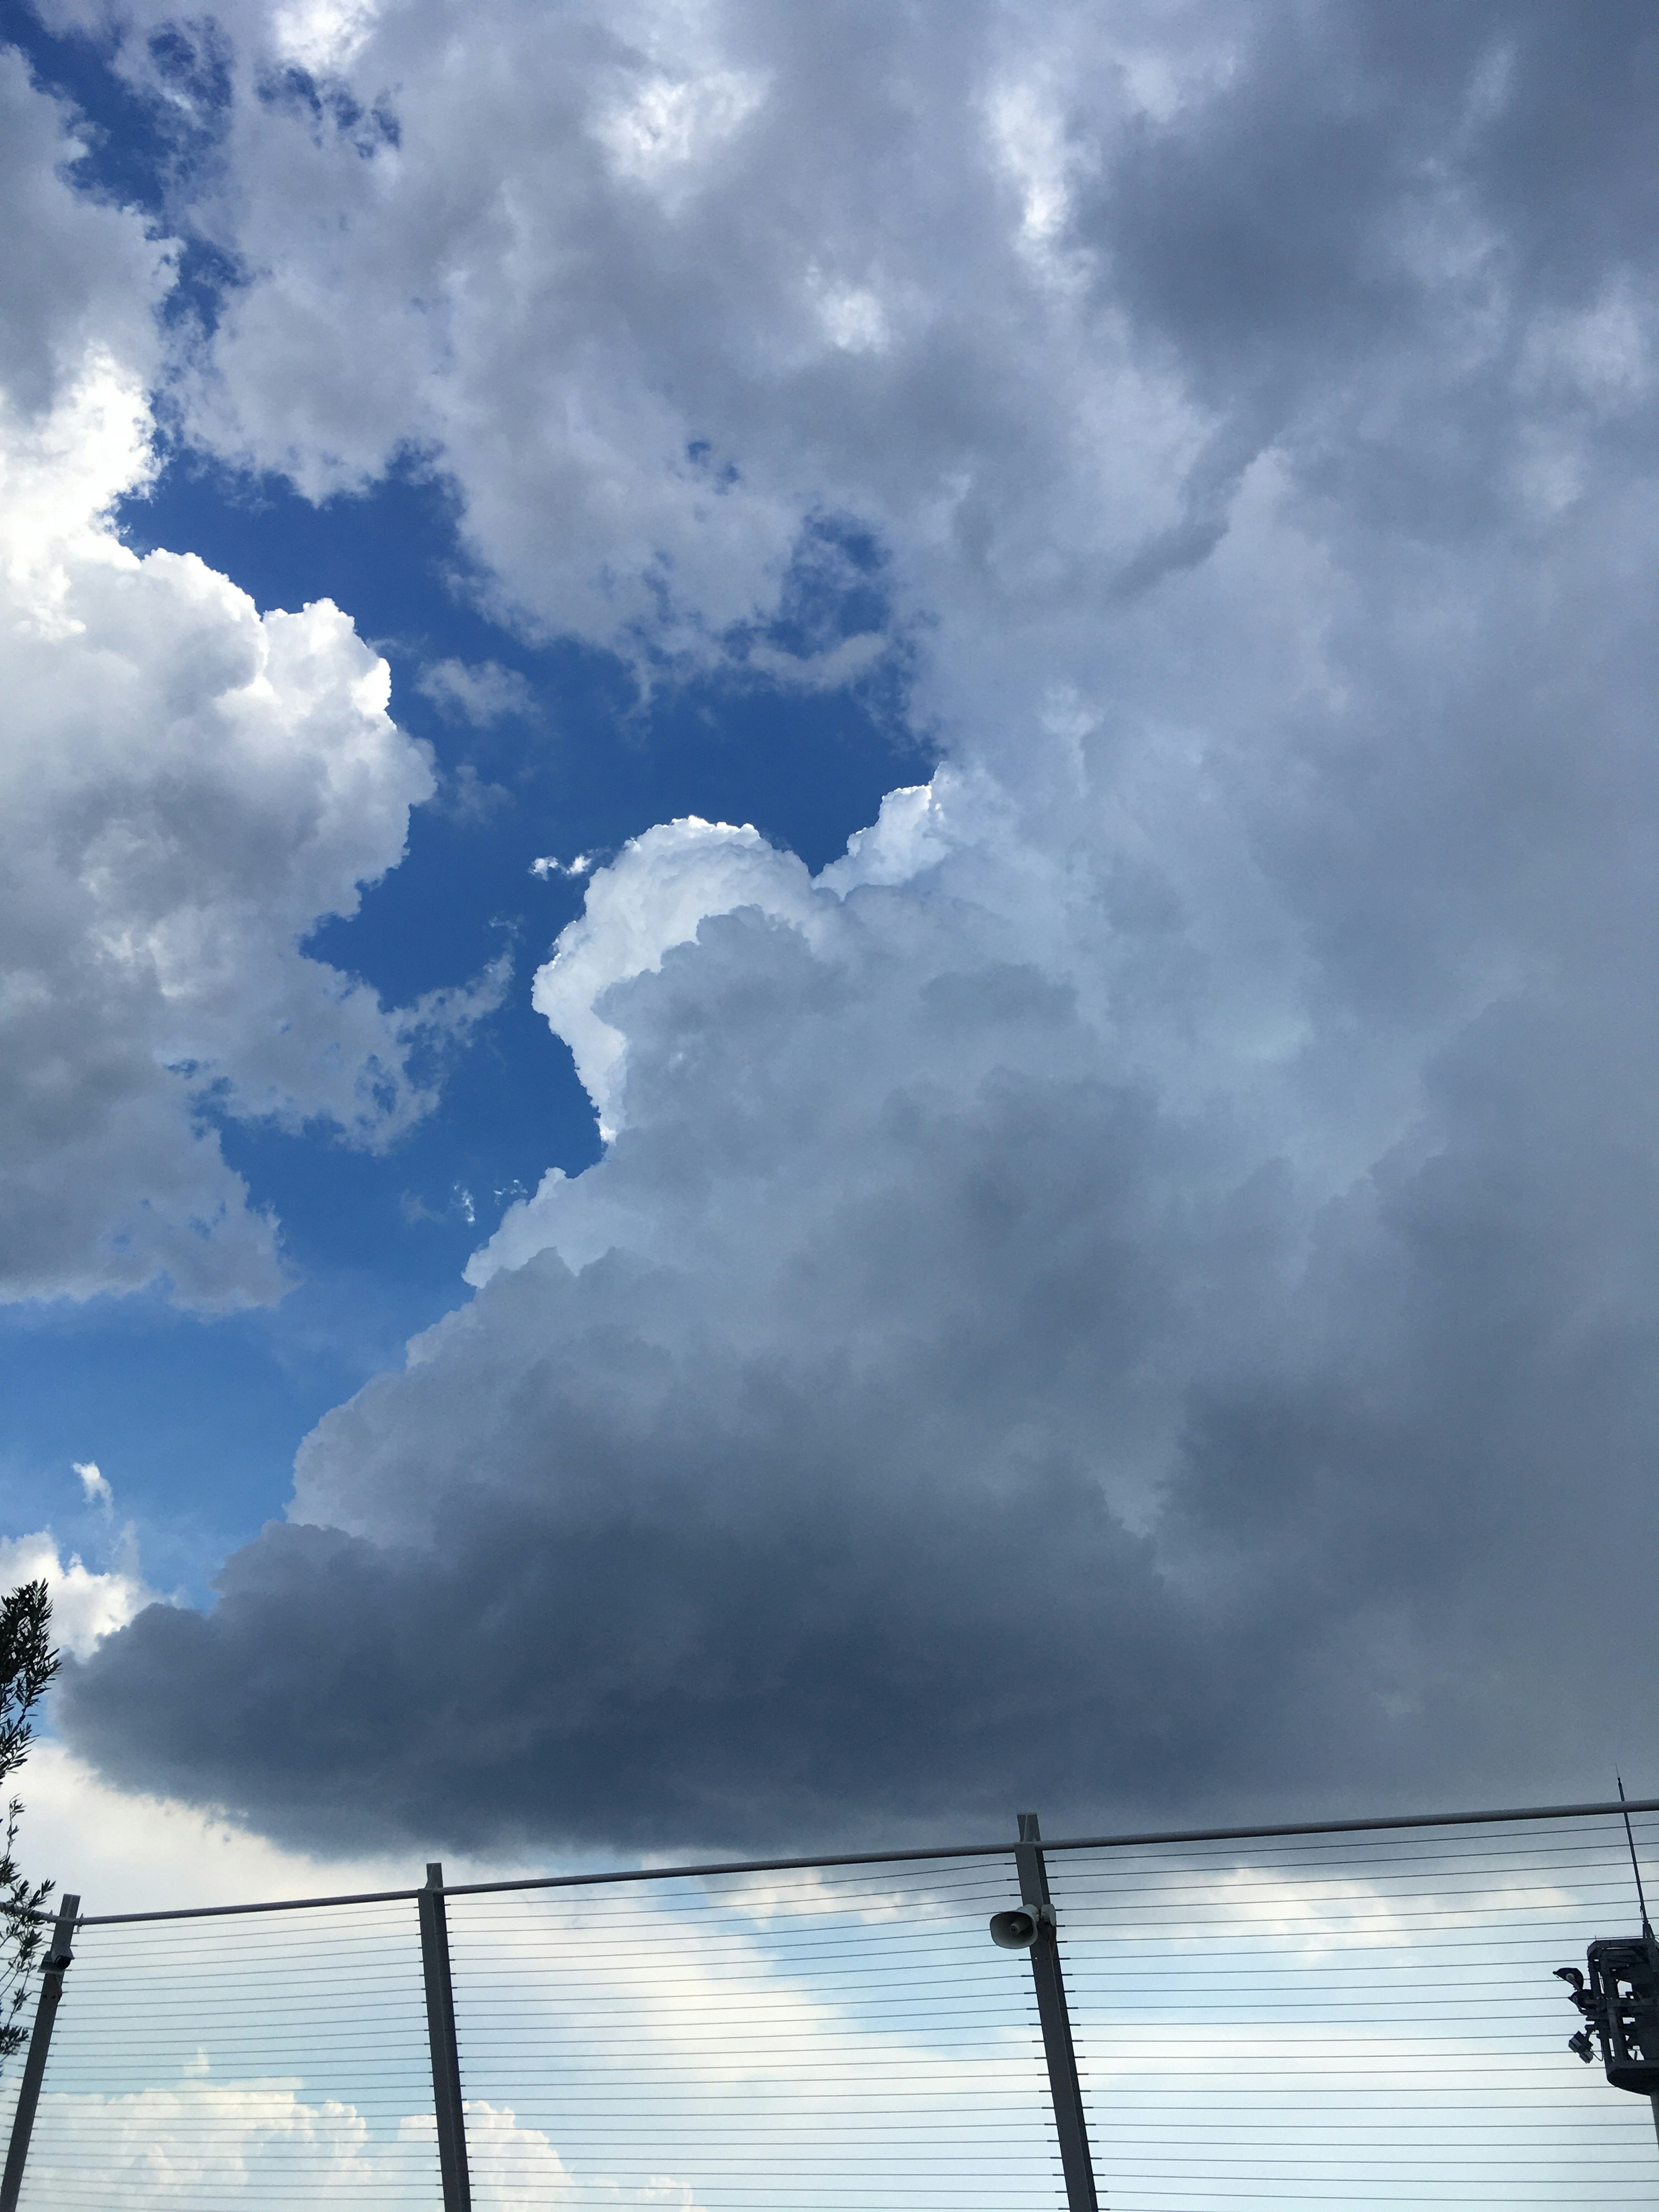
[59,888,1659,1853]
[48,0,1659,1854]
[1085,0,1659,558]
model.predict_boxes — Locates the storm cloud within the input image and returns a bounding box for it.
[45,0,1659,1850]
[63,787,1659,1851]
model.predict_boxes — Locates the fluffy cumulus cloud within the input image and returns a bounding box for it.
[21,2079,601,2210]
[0,1528,154,1659]
[43,4,1659,1847]
[0,49,503,1306]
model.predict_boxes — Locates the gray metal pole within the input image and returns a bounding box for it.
[418,1863,471,2212]
[0,1890,79,2212]
[1015,1815,1098,2212]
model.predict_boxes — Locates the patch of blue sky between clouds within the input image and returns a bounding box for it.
[10,3,242,343]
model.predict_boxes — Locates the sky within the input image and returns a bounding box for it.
[3,0,1659,1902]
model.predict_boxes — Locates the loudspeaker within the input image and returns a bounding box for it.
[988,1907,1039,1950]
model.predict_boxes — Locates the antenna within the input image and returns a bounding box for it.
[1618,1774,1653,1940]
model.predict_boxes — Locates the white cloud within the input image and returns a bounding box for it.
[594,66,768,189]
[72,1462,113,1513]
[17,2079,697,2212]
[525,816,820,1142]
[22,2075,438,2208]
[0,1531,153,1661]
[807,272,890,356]
[269,0,380,76]
[41,0,1655,754]
[0,44,169,441]
[741,630,886,690]
[0,60,508,1309]
[416,657,536,726]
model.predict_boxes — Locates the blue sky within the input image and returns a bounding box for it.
[7,0,1659,1888]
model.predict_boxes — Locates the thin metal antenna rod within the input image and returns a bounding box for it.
[1615,1778,1659,2159]
[1618,1775,1653,1937]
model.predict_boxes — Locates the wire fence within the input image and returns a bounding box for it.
[1057,1815,1659,2206]
[1,1800,1656,2209]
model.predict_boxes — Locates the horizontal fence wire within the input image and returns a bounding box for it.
[12,1900,438,2207]
[61,1794,1659,1926]
[4,1802,1659,2207]
[444,1855,1060,2212]
[1050,1808,1659,2209]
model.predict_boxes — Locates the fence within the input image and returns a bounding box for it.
[0,1797,1657,2209]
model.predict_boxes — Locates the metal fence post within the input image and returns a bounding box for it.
[418,1862,471,2212]
[0,1890,79,2212]
[1015,1815,1098,2212]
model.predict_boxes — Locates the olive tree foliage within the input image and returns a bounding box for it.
[0,1583,58,2063]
